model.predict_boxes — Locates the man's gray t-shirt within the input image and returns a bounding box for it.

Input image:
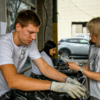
[0,32,41,96]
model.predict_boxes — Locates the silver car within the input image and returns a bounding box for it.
[58,37,90,58]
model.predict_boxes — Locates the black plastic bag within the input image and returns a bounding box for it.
[13,90,47,100]
[0,73,85,100]
[0,90,14,100]
[0,90,48,100]
[29,74,81,100]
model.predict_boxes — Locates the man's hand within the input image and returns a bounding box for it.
[50,81,86,99]
[65,77,88,94]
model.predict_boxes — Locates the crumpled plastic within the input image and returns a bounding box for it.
[60,55,79,65]
[0,74,85,100]
[0,90,13,100]
[0,88,81,100]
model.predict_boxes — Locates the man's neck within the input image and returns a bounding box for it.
[13,30,22,46]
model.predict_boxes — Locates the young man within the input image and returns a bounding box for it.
[0,10,87,99]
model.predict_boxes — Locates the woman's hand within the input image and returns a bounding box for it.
[68,62,80,71]
[65,62,69,67]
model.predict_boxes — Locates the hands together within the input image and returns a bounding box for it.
[66,62,80,71]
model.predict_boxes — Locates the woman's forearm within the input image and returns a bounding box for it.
[82,69,100,81]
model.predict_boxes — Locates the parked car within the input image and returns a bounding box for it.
[74,33,90,40]
[58,37,90,58]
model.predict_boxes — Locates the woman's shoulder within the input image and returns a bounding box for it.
[41,51,50,59]
[41,51,47,56]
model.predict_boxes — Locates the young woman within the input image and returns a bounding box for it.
[68,17,100,100]
[31,40,57,75]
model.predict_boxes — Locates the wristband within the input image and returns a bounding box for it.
[78,67,83,74]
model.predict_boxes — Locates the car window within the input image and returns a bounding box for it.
[59,39,65,42]
[66,39,79,43]
[79,39,88,44]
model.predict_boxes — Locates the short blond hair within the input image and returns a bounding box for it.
[14,10,41,29]
[86,17,100,47]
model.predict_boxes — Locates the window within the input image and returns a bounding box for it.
[59,39,65,42]
[8,0,30,32]
[72,22,87,36]
[79,39,88,44]
[67,39,79,43]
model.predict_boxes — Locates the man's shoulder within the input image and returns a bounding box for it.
[0,33,13,47]
[0,33,12,41]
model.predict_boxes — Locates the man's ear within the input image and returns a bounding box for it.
[15,23,22,31]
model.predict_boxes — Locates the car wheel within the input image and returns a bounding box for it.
[59,49,70,57]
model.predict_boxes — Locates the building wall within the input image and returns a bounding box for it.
[58,0,100,41]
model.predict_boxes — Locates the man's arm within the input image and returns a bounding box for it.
[33,57,67,82]
[0,64,51,91]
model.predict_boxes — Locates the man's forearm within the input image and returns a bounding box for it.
[40,65,67,82]
[33,58,67,82]
[9,74,51,91]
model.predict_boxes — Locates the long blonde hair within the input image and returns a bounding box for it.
[86,17,100,47]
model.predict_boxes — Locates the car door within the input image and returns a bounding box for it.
[78,39,90,55]
[66,38,81,54]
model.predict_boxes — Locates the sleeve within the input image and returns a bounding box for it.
[45,58,54,67]
[42,53,54,68]
[28,41,41,60]
[0,41,14,65]
[88,44,94,58]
